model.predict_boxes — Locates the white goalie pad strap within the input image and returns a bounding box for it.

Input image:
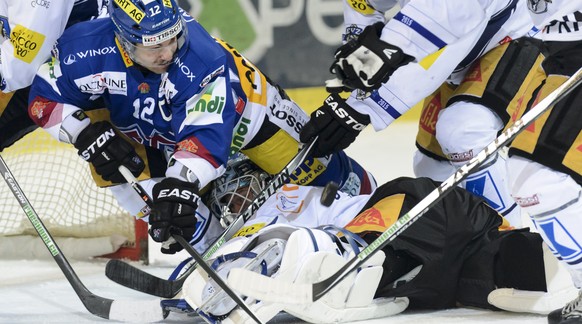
[488,243,578,314]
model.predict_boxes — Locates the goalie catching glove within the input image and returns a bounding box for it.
[327,22,413,93]
[74,121,144,183]
[300,93,370,157]
[149,177,200,254]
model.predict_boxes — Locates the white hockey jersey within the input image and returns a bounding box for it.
[0,0,108,92]
[0,1,73,92]
[233,184,371,237]
[340,0,533,131]
[527,0,582,41]
[192,184,372,252]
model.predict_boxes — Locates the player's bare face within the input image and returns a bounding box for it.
[133,38,178,74]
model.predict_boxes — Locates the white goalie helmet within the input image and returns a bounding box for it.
[208,155,270,227]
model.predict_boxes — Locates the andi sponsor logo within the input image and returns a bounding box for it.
[187,81,226,115]
[230,117,251,156]
[188,92,225,114]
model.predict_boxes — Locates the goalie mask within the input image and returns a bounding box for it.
[109,0,188,73]
[208,156,270,227]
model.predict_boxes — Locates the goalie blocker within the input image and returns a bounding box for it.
[213,177,577,322]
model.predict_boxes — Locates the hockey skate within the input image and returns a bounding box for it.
[548,290,582,324]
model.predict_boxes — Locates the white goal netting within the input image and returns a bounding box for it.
[0,129,147,260]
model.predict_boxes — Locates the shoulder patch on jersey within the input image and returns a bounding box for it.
[200,65,225,88]
[181,77,226,129]
[346,0,376,15]
[10,24,45,64]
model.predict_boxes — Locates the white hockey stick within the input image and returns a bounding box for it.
[228,67,582,304]
[0,154,166,322]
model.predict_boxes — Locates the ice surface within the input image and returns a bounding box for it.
[0,124,550,323]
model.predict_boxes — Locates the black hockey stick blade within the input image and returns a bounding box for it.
[108,138,318,297]
[0,155,167,322]
[106,259,186,298]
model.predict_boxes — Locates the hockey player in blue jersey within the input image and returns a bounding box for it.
[27,0,376,254]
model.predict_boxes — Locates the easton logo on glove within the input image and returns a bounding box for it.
[157,188,200,203]
[324,94,367,132]
[79,128,116,161]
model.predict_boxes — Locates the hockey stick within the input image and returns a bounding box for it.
[228,67,582,304]
[118,166,264,324]
[106,137,318,298]
[0,155,167,322]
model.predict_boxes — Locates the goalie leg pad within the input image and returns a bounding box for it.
[280,250,406,323]
[488,242,578,314]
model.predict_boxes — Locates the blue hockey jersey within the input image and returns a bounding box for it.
[28,11,375,194]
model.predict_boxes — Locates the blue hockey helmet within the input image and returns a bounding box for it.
[109,0,188,71]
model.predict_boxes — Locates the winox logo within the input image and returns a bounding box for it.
[80,128,115,161]
[174,57,196,81]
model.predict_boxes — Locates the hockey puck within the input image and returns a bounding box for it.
[320,181,339,207]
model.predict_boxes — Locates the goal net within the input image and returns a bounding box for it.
[0,129,148,262]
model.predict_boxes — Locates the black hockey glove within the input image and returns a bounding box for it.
[74,121,144,184]
[300,93,370,157]
[328,22,414,93]
[149,178,200,254]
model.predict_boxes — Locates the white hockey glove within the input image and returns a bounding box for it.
[327,22,414,93]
